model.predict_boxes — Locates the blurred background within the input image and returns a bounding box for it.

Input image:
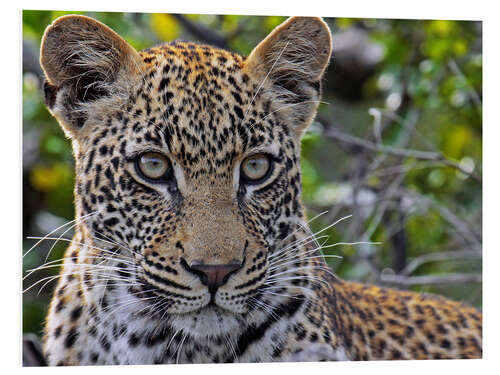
[23,11,482,339]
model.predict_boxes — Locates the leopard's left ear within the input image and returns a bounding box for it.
[40,15,143,139]
[245,17,332,137]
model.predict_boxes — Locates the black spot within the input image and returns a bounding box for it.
[405,325,415,338]
[233,105,244,119]
[128,333,140,347]
[111,157,120,170]
[391,349,402,359]
[436,324,448,334]
[100,335,111,352]
[441,339,451,349]
[70,306,83,322]
[415,319,426,327]
[55,299,65,313]
[159,77,170,91]
[43,80,58,109]
[103,217,119,227]
[272,343,284,358]
[54,325,62,338]
[64,327,79,348]
[90,352,99,363]
[294,324,306,340]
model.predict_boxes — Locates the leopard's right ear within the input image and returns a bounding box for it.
[40,15,143,138]
[244,17,332,138]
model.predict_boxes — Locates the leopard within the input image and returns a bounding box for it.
[37,14,482,365]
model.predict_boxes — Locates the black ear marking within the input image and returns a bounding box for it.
[43,80,58,110]
[71,69,110,104]
[311,80,321,94]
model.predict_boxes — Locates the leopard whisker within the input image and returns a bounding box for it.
[30,272,140,296]
[259,290,304,300]
[158,301,172,321]
[267,265,333,280]
[269,235,329,261]
[147,297,172,321]
[27,271,138,295]
[24,250,135,279]
[98,288,158,317]
[166,328,183,353]
[23,265,129,294]
[134,295,163,316]
[259,284,317,299]
[89,230,135,255]
[23,211,98,258]
[26,236,132,262]
[279,214,353,251]
[248,296,279,321]
[25,262,136,277]
[276,233,330,253]
[175,331,188,364]
[96,298,158,330]
[42,212,97,263]
[269,241,353,267]
[270,240,375,268]
[23,274,60,295]
[268,254,343,272]
[224,332,238,361]
[278,210,329,243]
[265,275,330,287]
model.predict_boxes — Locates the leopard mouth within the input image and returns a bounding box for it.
[136,276,243,316]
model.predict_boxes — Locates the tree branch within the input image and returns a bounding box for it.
[380,273,482,286]
[401,249,481,276]
[172,14,229,49]
[317,116,482,182]
[448,58,482,113]
[399,189,482,249]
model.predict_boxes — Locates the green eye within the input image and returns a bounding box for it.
[137,152,172,181]
[241,154,271,182]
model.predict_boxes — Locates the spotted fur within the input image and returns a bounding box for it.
[39,15,482,365]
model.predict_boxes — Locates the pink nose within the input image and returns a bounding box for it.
[190,263,241,292]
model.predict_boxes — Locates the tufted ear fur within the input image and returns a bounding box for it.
[245,17,332,136]
[40,15,143,138]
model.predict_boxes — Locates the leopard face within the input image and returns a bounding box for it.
[40,15,332,337]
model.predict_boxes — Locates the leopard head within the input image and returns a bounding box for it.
[40,15,332,335]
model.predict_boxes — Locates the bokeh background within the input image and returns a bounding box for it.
[22,11,482,338]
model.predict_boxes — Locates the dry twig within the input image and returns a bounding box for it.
[381,272,482,286]
[401,249,481,276]
[318,116,482,182]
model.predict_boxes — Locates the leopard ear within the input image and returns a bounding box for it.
[245,17,332,136]
[40,15,143,138]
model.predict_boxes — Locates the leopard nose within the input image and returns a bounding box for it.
[183,260,242,292]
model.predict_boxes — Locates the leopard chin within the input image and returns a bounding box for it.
[169,305,245,339]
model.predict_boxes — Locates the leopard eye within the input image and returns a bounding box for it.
[241,154,272,183]
[136,152,172,181]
